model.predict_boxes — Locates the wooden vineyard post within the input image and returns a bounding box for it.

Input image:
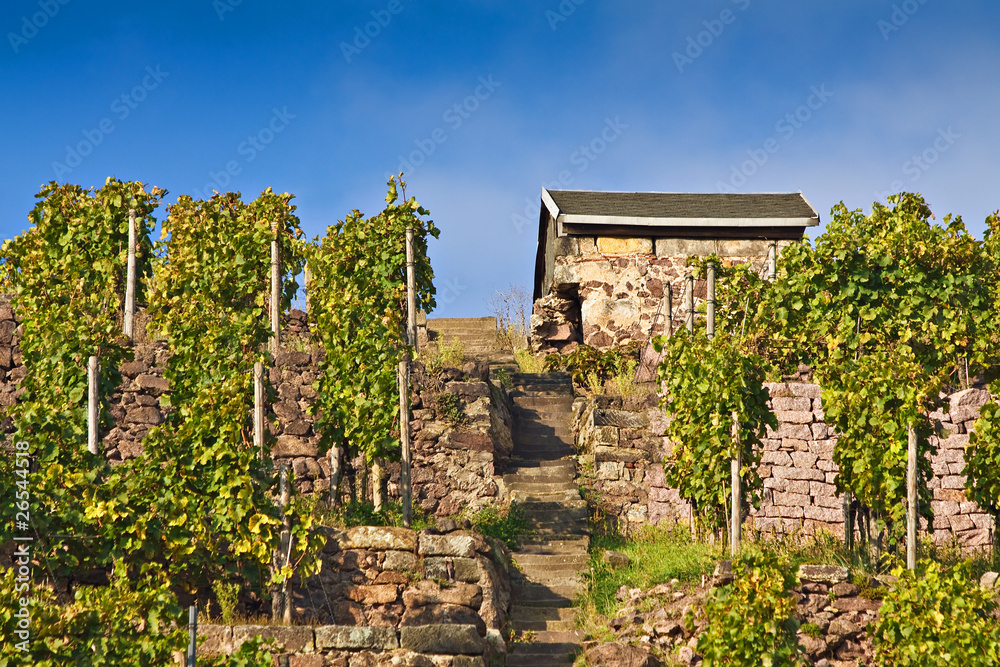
[270,222,281,355]
[187,604,197,666]
[906,421,917,570]
[706,261,715,340]
[124,209,137,341]
[88,355,99,455]
[399,226,416,527]
[767,241,777,281]
[686,274,695,334]
[731,411,741,557]
[254,362,265,460]
[666,282,673,338]
[329,445,342,508]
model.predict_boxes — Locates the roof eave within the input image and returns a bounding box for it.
[558,214,820,228]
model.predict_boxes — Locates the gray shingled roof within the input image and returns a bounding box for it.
[546,190,818,221]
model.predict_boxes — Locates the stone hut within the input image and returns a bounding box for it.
[531,188,820,353]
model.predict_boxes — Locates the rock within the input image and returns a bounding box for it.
[831,582,858,597]
[274,351,312,367]
[135,373,169,395]
[798,565,850,584]
[399,624,484,655]
[125,406,163,425]
[345,526,418,551]
[419,533,478,558]
[434,518,459,533]
[403,581,483,609]
[585,643,659,667]
[196,624,233,656]
[981,571,999,589]
[383,550,419,572]
[445,381,491,397]
[272,435,318,457]
[344,584,399,605]
[677,645,697,665]
[231,625,314,653]
[314,625,399,650]
[424,556,481,583]
[401,603,487,636]
[604,550,631,569]
[712,560,734,586]
[828,618,861,638]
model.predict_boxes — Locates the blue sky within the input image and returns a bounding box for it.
[2,1,999,316]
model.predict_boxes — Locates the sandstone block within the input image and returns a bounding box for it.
[772,466,825,482]
[595,446,648,463]
[419,534,477,558]
[776,410,814,425]
[232,625,314,653]
[383,550,419,572]
[951,388,991,409]
[135,373,169,395]
[197,625,233,656]
[599,237,653,255]
[401,604,487,636]
[125,406,163,425]
[789,383,822,399]
[798,564,849,583]
[343,526,417,551]
[812,494,842,509]
[830,597,881,613]
[272,435,317,457]
[810,423,830,440]
[761,451,792,466]
[934,488,966,503]
[445,381,490,397]
[941,475,967,490]
[772,397,811,412]
[804,506,842,523]
[791,452,819,469]
[344,584,399,605]
[809,481,837,498]
[950,514,975,532]
[314,625,398,650]
[399,624,483,655]
[275,351,312,367]
[424,557,480,583]
[403,582,483,609]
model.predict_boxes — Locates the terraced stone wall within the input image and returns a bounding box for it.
[0,301,516,518]
[574,384,996,547]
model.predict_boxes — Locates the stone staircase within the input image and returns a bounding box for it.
[425,317,503,359]
[504,372,589,667]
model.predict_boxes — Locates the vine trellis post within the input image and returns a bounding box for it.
[124,208,137,341]
[253,362,265,459]
[88,355,99,455]
[906,421,917,570]
[399,225,416,528]
[706,261,716,341]
[270,222,281,355]
[685,273,694,334]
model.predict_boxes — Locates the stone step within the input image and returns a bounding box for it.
[510,488,582,503]
[503,467,577,484]
[522,506,589,522]
[506,480,579,494]
[511,448,577,462]
[508,458,577,471]
[514,430,574,444]
[505,653,575,667]
[513,395,576,408]
[509,631,583,656]
[513,552,589,567]
[510,605,578,623]
[511,618,577,633]
[517,537,590,554]
[511,581,584,606]
[518,498,587,512]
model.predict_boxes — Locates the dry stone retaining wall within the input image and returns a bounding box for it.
[575,384,996,547]
[191,524,509,666]
[0,303,515,517]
